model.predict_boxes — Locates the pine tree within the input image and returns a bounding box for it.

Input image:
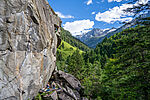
[66,49,85,80]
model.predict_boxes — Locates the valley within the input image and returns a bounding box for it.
[57,25,150,99]
[0,0,150,100]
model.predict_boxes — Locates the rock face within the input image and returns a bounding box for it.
[0,0,61,100]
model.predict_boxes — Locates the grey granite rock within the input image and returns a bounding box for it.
[0,0,61,100]
[58,70,82,91]
[57,91,74,100]
[43,70,82,100]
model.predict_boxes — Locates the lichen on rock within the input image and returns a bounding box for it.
[0,0,61,100]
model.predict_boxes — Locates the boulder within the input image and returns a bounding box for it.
[40,70,83,100]
[58,70,82,91]
[57,91,74,100]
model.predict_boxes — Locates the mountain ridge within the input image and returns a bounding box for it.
[76,27,117,48]
[76,12,150,48]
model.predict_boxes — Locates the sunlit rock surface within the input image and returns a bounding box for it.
[0,0,61,99]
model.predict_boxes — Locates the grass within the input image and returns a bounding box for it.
[57,40,83,60]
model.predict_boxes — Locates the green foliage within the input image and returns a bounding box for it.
[85,25,150,99]
[99,26,150,100]
[56,40,83,71]
[56,25,150,99]
[57,40,83,60]
[56,27,90,71]
[66,49,85,80]
[60,27,90,51]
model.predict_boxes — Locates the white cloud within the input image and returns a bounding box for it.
[108,0,123,2]
[138,0,148,5]
[95,4,134,23]
[55,12,74,19]
[63,19,94,36]
[108,0,148,3]
[92,12,96,15]
[87,0,93,5]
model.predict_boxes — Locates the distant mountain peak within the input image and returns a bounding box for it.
[75,13,150,48]
[76,27,117,48]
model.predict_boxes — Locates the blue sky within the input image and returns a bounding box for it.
[48,0,148,35]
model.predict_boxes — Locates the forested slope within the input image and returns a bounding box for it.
[60,28,90,51]
[56,28,90,70]
[60,25,150,99]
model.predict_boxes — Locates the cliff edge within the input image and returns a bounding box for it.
[0,0,61,99]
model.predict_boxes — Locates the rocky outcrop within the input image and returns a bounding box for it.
[0,0,61,100]
[39,70,85,100]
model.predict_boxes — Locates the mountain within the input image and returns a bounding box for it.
[76,28,116,48]
[60,28,91,51]
[76,11,150,48]
[82,25,150,99]
[57,25,150,99]
[56,28,90,70]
